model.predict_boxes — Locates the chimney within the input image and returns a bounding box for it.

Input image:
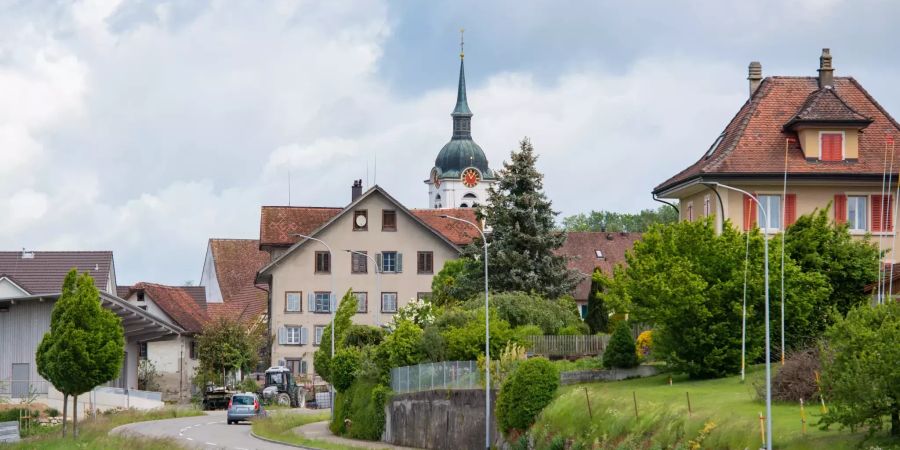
[351,179,363,202]
[747,61,762,97]
[818,48,834,88]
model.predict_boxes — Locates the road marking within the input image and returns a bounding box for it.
[207,421,218,425]
[205,442,216,446]
[185,437,193,441]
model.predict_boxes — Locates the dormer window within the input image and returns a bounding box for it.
[704,133,726,159]
[820,132,844,161]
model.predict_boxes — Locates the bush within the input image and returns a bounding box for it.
[636,330,653,361]
[603,322,639,369]
[344,325,384,348]
[497,357,560,435]
[47,407,60,417]
[382,320,425,368]
[331,347,362,392]
[754,346,820,402]
[464,291,583,334]
[442,309,517,361]
[331,379,389,440]
[238,376,260,394]
[558,323,589,335]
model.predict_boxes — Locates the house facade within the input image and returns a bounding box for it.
[256,186,476,377]
[654,49,900,271]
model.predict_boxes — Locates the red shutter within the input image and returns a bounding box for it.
[834,194,847,224]
[743,194,758,231]
[784,193,797,227]
[821,133,843,161]
[873,194,894,232]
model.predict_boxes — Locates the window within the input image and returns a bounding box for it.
[757,195,782,230]
[285,291,301,312]
[314,326,325,346]
[380,252,402,273]
[285,326,306,345]
[351,251,368,274]
[820,132,844,161]
[595,250,604,259]
[872,194,895,232]
[312,292,332,313]
[417,251,433,274]
[687,202,694,221]
[704,133,726,159]
[138,305,148,311]
[382,210,397,231]
[189,341,197,360]
[381,292,398,313]
[353,210,368,231]
[703,195,711,217]
[417,292,432,302]
[315,252,330,273]
[434,194,442,208]
[354,292,368,313]
[285,359,307,375]
[139,342,148,360]
[137,291,145,302]
[848,196,867,231]
[580,304,588,319]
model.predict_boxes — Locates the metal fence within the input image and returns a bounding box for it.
[526,335,609,357]
[390,361,480,393]
[0,379,49,399]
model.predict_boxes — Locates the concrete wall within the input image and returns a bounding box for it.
[560,365,659,385]
[383,389,501,450]
[146,335,197,402]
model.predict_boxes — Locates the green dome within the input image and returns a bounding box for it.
[434,138,494,179]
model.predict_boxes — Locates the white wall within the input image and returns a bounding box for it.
[199,243,223,303]
[0,278,27,298]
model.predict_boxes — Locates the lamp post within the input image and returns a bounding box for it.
[291,233,336,418]
[344,250,381,326]
[702,182,772,449]
[440,214,490,449]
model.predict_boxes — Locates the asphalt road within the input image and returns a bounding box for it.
[112,409,323,450]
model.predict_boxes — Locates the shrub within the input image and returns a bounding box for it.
[754,346,820,402]
[442,309,517,361]
[344,325,384,348]
[497,357,560,435]
[331,379,389,440]
[238,376,259,394]
[636,330,653,361]
[603,322,639,369]
[558,323,589,335]
[382,320,425,368]
[47,407,60,417]
[464,291,583,334]
[331,347,362,392]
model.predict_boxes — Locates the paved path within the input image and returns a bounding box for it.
[293,421,420,450]
[112,409,322,450]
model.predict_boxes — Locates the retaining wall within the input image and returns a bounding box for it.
[560,364,659,385]
[383,389,502,450]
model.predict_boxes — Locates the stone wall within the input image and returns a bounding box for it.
[383,389,502,450]
[560,364,659,385]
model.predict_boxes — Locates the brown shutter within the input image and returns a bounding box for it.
[834,194,847,224]
[784,193,797,227]
[873,194,884,232]
[876,194,896,232]
[743,194,758,231]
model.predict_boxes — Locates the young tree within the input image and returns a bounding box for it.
[313,289,357,383]
[469,138,579,298]
[430,258,473,306]
[585,268,610,334]
[603,321,639,369]
[819,302,900,437]
[196,316,264,387]
[36,269,124,437]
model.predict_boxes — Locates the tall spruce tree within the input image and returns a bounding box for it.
[585,268,610,334]
[467,138,579,299]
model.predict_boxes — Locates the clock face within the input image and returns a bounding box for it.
[461,168,479,188]
[355,215,367,227]
[432,169,441,188]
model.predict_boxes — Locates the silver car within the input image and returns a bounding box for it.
[226,393,265,424]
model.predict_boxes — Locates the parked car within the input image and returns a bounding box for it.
[226,393,265,424]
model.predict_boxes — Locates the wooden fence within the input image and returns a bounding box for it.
[526,335,609,357]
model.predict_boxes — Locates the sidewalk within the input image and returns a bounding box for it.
[294,420,421,450]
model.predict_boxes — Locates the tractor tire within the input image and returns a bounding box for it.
[276,392,291,406]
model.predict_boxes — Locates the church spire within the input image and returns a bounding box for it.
[452,29,472,139]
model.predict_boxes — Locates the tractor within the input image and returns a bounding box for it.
[261,366,302,407]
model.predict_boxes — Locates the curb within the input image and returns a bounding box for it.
[249,429,323,450]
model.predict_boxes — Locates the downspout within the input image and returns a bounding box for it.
[652,193,679,215]
[179,334,184,401]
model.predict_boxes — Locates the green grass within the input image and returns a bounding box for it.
[532,365,898,449]
[3,406,203,450]
[251,411,394,450]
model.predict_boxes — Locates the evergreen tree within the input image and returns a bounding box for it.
[585,268,610,334]
[313,289,357,383]
[468,138,579,299]
[603,321,639,369]
[36,269,124,438]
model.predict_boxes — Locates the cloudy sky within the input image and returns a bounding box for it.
[4,0,900,284]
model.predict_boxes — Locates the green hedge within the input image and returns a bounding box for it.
[331,378,391,441]
[497,357,559,435]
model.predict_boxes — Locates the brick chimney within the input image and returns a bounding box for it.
[818,48,834,88]
[748,61,762,97]
[351,179,363,202]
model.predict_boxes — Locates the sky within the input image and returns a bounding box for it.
[4,0,900,285]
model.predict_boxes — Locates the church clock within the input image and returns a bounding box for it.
[431,169,441,188]
[461,168,480,188]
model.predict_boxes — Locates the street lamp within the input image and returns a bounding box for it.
[344,250,382,327]
[440,214,490,450]
[702,182,773,449]
[291,233,336,419]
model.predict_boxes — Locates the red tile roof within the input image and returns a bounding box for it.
[557,232,641,300]
[206,238,269,325]
[129,282,209,333]
[259,206,342,247]
[409,208,479,245]
[785,86,871,128]
[655,77,900,194]
[0,251,114,295]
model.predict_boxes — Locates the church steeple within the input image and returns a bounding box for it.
[452,29,472,139]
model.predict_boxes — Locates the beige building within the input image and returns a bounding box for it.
[256,185,477,377]
[654,49,900,267]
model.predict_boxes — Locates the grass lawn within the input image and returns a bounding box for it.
[3,406,203,450]
[532,365,897,449]
[251,411,386,450]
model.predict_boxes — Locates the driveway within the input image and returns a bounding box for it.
[112,408,323,449]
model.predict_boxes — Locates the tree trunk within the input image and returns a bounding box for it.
[73,394,78,438]
[61,393,68,438]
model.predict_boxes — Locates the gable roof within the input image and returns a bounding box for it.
[0,251,114,295]
[128,282,209,333]
[259,207,342,248]
[655,77,900,195]
[557,231,641,300]
[257,186,466,278]
[409,208,480,245]
[0,274,31,295]
[204,238,269,325]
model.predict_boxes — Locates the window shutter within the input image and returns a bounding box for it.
[874,194,894,232]
[821,134,843,161]
[784,194,797,227]
[308,293,315,312]
[397,253,403,273]
[330,293,337,312]
[743,194,757,231]
[300,327,308,345]
[278,326,287,345]
[300,360,308,374]
[376,253,383,272]
[834,194,847,224]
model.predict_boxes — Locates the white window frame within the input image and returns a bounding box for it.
[382,252,398,273]
[381,292,398,313]
[703,194,711,217]
[314,325,325,346]
[314,292,331,313]
[819,131,846,161]
[847,195,868,232]
[285,292,301,312]
[286,326,302,345]
[354,292,367,313]
[757,193,783,232]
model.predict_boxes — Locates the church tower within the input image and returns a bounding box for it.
[426,34,496,209]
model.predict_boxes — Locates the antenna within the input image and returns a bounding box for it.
[460,28,465,59]
[374,150,377,186]
[288,171,292,206]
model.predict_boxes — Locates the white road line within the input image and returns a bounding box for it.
[205,442,216,446]
[185,437,194,441]
[207,421,217,425]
